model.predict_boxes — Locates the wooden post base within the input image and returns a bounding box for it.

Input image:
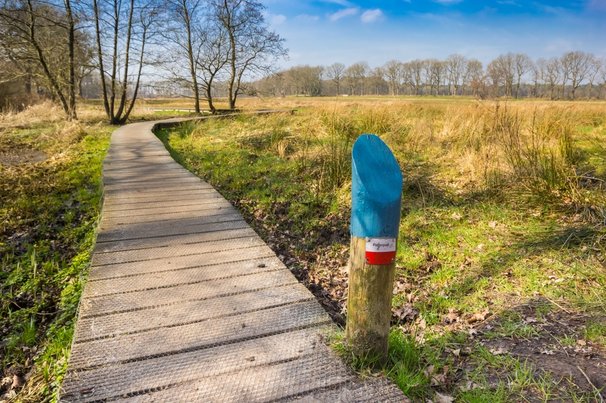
[345,236,396,363]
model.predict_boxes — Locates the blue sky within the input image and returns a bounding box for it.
[262,0,606,68]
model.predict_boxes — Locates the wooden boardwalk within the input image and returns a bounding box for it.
[60,120,405,402]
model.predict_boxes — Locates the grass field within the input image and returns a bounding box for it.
[159,96,606,401]
[1,96,605,401]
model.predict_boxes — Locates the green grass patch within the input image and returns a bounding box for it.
[1,119,112,401]
[156,100,606,400]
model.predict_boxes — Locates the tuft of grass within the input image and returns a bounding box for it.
[585,321,606,346]
[484,312,539,340]
[330,329,432,399]
[386,330,432,399]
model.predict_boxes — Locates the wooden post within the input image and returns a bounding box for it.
[346,134,403,362]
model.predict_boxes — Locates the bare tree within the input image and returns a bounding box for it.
[344,62,369,96]
[529,62,540,97]
[464,59,484,97]
[0,0,82,119]
[163,0,204,113]
[212,0,286,110]
[599,58,606,99]
[561,51,593,99]
[196,22,230,113]
[537,57,560,99]
[404,60,424,95]
[91,0,158,124]
[325,62,345,96]
[513,53,532,98]
[283,65,323,96]
[383,60,402,95]
[368,67,386,95]
[427,59,445,96]
[586,54,602,99]
[446,54,466,96]
[488,53,514,97]
[63,0,76,118]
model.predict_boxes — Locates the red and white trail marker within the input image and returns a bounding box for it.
[365,238,397,265]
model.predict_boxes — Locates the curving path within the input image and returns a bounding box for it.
[60,118,406,402]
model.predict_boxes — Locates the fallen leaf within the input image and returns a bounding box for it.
[541,349,555,355]
[393,280,408,294]
[416,317,427,330]
[1,377,12,389]
[10,375,23,390]
[524,316,537,324]
[434,392,454,403]
[489,346,508,355]
[443,309,460,324]
[430,364,450,386]
[459,380,480,391]
[393,304,418,322]
[467,309,491,324]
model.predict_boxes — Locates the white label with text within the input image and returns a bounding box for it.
[365,238,396,252]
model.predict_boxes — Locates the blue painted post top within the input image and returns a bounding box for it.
[351,134,403,238]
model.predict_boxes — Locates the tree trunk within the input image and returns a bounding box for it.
[64,0,77,120]
[206,82,216,114]
[113,0,135,121]
[224,0,237,110]
[182,1,200,114]
[109,0,120,120]
[93,0,110,118]
[123,23,149,123]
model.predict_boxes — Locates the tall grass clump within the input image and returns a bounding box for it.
[496,106,577,194]
[313,110,358,193]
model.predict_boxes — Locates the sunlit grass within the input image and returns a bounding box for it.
[158,97,606,400]
[1,105,112,401]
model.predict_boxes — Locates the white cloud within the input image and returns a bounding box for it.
[271,14,287,25]
[323,0,354,6]
[329,7,359,21]
[295,14,321,22]
[263,11,287,26]
[361,9,384,23]
[433,0,463,4]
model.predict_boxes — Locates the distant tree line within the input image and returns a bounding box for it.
[0,0,286,122]
[254,52,606,100]
[2,0,605,123]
